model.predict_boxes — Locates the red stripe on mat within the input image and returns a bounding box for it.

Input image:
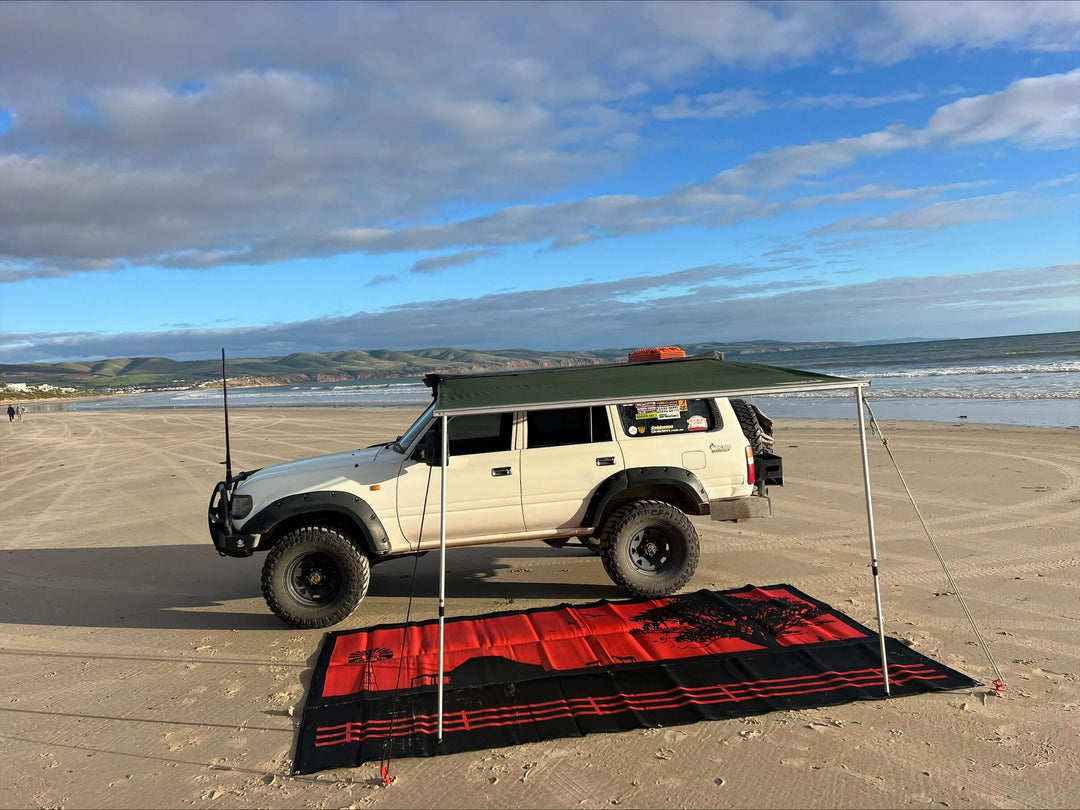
[313,663,942,747]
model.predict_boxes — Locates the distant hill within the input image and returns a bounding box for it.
[856,337,948,345]
[0,341,854,393]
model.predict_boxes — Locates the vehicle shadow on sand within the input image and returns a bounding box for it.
[0,542,619,631]
[0,543,278,631]
[369,543,622,602]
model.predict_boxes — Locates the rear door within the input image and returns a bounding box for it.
[519,405,624,531]
[615,397,747,497]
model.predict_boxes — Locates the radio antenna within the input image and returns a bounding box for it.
[222,347,233,485]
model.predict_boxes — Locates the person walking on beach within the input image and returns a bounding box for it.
[16,405,23,421]
[6,405,14,422]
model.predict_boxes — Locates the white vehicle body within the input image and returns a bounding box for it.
[216,398,762,552]
[208,390,780,627]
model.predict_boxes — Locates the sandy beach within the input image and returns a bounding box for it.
[2,407,1078,809]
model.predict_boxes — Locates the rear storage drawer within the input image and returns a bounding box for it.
[755,453,783,486]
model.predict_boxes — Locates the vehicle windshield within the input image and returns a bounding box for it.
[392,402,435,454]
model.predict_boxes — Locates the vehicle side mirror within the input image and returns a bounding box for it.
[413,429,443,466]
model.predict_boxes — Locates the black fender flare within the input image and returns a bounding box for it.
[583,467,709,530]
[240,491,393,557]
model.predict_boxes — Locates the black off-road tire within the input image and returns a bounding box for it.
[599,500,699,598]
[261,526,370,629]
[729,398,774,455]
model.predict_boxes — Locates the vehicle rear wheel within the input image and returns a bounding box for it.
[261,526,370,628]
[729,398,774,455]
[599,500,699,597]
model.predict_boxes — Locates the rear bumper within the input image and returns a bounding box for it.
[208,483,257,558]
[709,494,772,521]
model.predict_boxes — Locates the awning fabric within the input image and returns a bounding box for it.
[424,354,866,415]
[420,352,891,743]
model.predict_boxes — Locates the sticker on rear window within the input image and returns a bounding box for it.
[655,400,681,420]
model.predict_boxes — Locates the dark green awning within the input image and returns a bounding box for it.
[425,354,865,415]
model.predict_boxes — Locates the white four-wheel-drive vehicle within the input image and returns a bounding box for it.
[208,351,788,628]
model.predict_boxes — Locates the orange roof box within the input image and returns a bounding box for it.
[628,346,686,363]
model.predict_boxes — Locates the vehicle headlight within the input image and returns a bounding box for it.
[230,494,253,520]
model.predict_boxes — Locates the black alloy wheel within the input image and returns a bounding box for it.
[284,551,345,606]
[626,526,678,575]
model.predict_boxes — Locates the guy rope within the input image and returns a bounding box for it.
[863,400,1007,695]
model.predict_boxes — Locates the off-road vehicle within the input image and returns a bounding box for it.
[208,354,782,628]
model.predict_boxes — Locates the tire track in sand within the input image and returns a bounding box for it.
[1,419,109,550]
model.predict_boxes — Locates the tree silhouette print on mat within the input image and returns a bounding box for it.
[347,647,394,691]
[631,592,830,649]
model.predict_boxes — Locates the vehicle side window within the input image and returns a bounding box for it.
[616,399,721,437]
[526,406,612,448]
[448,412,514,456]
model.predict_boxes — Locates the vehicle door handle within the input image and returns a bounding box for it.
[596,457,616,466]
[491,466,512,477]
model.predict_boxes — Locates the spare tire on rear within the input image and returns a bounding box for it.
[729,398,774,455]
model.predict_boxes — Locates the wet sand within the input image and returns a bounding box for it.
[2,408,1078,808]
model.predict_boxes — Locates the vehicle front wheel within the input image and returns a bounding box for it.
[599,500,699,598]
[261,526,370,628]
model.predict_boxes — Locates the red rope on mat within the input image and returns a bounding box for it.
[378,461,435,784]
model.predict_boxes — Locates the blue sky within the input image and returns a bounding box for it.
[0,1,1078,363]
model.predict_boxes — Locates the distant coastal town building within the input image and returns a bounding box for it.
[1,381,77,394]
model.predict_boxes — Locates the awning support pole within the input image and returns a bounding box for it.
[856,387,891,696]
[437,413,449,741]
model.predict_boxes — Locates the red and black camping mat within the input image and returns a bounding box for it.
[294,584,977,774]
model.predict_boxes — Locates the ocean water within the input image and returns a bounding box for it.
[748,330,1079,427]
[64,331,1079,427]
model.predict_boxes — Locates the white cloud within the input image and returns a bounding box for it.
[869,0,1080,62]
[1,1,1078,281]
[365,274,398,287]
[711,126,918,192]
[707,71,1078,192]
[786,90,925,110]
[410,249,498,274]
[652,87,926,121]
[1034,173,1080,188]
[925,68,1080,148]
[790,181,996,210]
[639,0,1080,68]
[807,192,1035,236]
[653,90,767,120]
[4,263,1075,362]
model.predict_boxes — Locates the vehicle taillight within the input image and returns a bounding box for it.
[746,445,755,485]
